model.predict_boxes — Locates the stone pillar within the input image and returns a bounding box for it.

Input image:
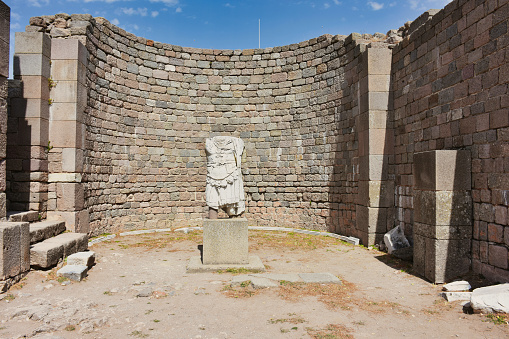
[9,32,51,213]
[356,45,394,246]
[47,39,89,233]
[0,1,9,219]
[203,218,249,265]
[413,150,472,283]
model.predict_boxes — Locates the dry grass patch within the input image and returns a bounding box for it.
[306,324,354,339]
[221,282,258,298]
[357,300,410,314]
[249,231,351,251]
[268,313,306,324]
[278,280,357,310]
[112,231,203,250]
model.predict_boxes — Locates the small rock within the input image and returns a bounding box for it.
[67,251,96,268]
[471,283,509,314]
[136,288,153,297]
[443,281,471,292]
[250,277,279,289]
[61,281,71,286]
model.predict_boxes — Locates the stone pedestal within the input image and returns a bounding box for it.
[203,218,248,265]
[187,218,265,273]
[413,150,472,283]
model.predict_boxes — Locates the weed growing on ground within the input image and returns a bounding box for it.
[3,294,15,301]
[64,325,76,331]
[268,314,306,324]
[249,230,347,251]
[221,283,257,298]
[484,314,509,325]
[129,330,148,338]
[278,281,357,310]
[306,324,354,339]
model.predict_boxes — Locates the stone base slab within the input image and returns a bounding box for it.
[186,255,265,273]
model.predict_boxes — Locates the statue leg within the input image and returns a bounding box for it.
[209,207,218,219]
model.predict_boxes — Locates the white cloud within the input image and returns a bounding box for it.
[11,13,21,21]
[28,0,50,7]
[11,23,21,29]
[121,7,148,16]
[333,0,341,4]
[151,11,159,17]
[408,0,453,10]
[111,18,120,25]
[175,7,182,12]
[368,1,384,10]
[149,0,179,6]
[324,2,330,9]
[224,3,235,8]
[83,0,132,3]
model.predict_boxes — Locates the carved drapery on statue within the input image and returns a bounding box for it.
[205,136,245,217]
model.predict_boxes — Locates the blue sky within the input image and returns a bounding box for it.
[5,0,452,77]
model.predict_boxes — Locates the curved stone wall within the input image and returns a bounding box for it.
[79,17,365,235]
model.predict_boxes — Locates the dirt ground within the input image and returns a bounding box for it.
[0,229,508,339]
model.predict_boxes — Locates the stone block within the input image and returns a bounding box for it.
[50,81,85,103]
[14,32,51,57]
[57,264,88,281]
[414,222,472,240]
[9,98,50,119]
[367,47,392,75]
[368,74,391,92]
[48,173,82,183]
[413,233,425,276]
[17,117,49,146]
[356,205,389,234]
[49,120,83,148]
[13,54,51,77]
[20,75,49,99]
[423,237,471,283]
[368,91,390,111]
[414,150,471,191]
[414,190,472,225]
[67,251,95,268]
[56,183,84,211]
[368,128,393,155]
[0,40,7,77]
[0,222,30,280]
[249,276,279,289]
[0,193,5,219]
[47,210,89,233]
[61,148,84,172]
[51,59,86,84]
[488,244,508,269]
[440,291,472,302]
[29,220,66,244]
[49,102,83,122]
[203,218,248,265]
[51,38,88,65]
[359,154,389,181]
[358,180,394,207]
[30,240,63,268]
[471,284,509,314]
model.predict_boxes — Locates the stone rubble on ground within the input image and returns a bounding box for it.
[470,283,509,314]
[231,272,342,288]
[440,291,472,302]
[443,281,471,292]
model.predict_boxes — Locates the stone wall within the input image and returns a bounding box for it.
[391,0,509,282]
[0,0,9,219]
[18,14,395,239]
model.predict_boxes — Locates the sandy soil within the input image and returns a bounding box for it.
[0,230,507,339]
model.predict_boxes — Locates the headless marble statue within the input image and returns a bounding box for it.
[205,136,245,218]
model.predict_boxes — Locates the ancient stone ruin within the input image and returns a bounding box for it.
[0,0,508,286]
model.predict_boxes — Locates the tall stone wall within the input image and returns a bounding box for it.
[19,15,395,238]
[0,0,9,219]
[391,0,509,282]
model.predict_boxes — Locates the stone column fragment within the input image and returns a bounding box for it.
[0,0,8,218]
[47,38,89,233]
[413,150,472,283]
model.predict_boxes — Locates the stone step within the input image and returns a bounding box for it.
[30,220,66,244]
[30,233,88,269]
[7,211,39,223]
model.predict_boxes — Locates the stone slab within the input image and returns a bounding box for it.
[299,273,342,284]
[186,255,265,273]
[440,291,472,302]
[257,273,302,282]
[250,276,279,289]
[67,251,95,268]
[443,280,471,292]
[0,222,30,280]
[30,232,88,268]
[29,220,66,244]
[471,283,509,314]
[203,218,248,265]
[7,211,39,222]
[57,264,87,281]
[413,150,471,191]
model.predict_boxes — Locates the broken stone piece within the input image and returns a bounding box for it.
[443,280,471,292]
[471,284,509,314]
[67,251,95,268]
[384,225,410,254]
[440,291,472,302]
[57,265,87,282]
